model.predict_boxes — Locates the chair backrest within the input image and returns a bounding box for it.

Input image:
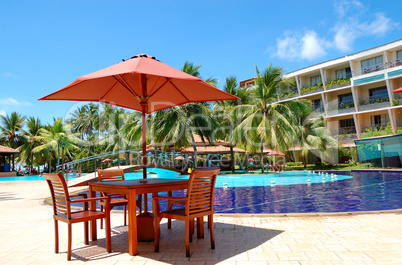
[186,168,220,216]
[97,169,125,198]
[97,169,125,182]
[43,173,71,219]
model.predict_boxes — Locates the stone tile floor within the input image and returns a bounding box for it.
[0,181,401,264]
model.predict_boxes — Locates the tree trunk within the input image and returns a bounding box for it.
[230,141,235,173]
[260,141,264,173]
[303,153,307,168]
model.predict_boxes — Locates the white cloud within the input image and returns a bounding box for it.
[276,31,327,61]
[3,72,19,78]
[0,97,32,106]
[274,0,399,61]
[0,110,6,117]
[301,31,327,61]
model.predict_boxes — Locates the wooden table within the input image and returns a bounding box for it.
[89,178,189,255]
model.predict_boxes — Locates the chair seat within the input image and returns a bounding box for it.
[99,198,128,207]
[161,208,186,216]
[68,211,105,222]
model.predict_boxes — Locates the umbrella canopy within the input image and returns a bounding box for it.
[267,150,285,156]
[248,158,254,163]
[102,158,112,163]
[392,87,402,93]
[39,54,239,179]
[174,155,185,160]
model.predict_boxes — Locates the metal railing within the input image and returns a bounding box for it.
[353,63,385,77]
[326,101,355,116]
[325,77,351,90]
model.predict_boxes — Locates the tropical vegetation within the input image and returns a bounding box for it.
[0,62,354,173]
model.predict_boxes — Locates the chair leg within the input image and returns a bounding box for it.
[154,216,161,252]
[189,219,194,242]
[54,219,59,253]
[84,221,89,245]
[185,219,190,257]
[100,205,104,229]
[124,205,127,226]
[209,215,215,249]
[67,223,72,261]
[104,210,112,252]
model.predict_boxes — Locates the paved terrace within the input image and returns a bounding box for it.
[0,181,401,265]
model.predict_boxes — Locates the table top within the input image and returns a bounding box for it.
[89,178,189,188]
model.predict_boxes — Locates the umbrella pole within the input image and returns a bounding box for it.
[141,104,148,213]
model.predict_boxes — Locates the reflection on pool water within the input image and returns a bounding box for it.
[2,169,401,214]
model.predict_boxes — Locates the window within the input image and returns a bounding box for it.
[339,119,356,134]
[361,55,383,74]
[338,93,354,109]
[335,67,352,79]
[369,86,388,103]
[310,75,321,85]
[370,114,389,129]
[312,99,323,111]
[397,50,402,60]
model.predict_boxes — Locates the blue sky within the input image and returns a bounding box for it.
[1,0,401,125]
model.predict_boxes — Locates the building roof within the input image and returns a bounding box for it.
[0,145,19,154]
[180,145,247,155]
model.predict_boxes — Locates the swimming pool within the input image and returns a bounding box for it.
[3,169,401,214]
[125,170,402,214]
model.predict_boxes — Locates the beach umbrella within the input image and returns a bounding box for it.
[392,87,402,93]
[39,54,239,180]
[267,150,285,156]
[174,155,186,160]
[102,158,112,163]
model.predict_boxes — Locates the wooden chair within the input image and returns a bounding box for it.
[43,173,111,261]
[153,168,220,257]
[97,169,142,229]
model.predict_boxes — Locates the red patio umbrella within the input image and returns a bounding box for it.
[392,87,402,93]
[39,54,239,180]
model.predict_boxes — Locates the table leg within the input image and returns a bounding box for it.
[128,189,138,255]
[89,186,97,241]
[197,217,204,239]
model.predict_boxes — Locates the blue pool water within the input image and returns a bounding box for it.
[126,170,402,213]
[3,169,401,213]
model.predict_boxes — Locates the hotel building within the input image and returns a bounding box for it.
[240,39,402,164]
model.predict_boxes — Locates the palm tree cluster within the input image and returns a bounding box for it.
[0,62,338,173]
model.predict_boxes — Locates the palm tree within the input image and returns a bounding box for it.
[0,111,26,148]
[67,103,99,155]
[233,64,311,172]
[214,76,249,172]
[17,117,43,172]
[296,113,338,168]
[34,118,81,169]
[152,61,219,168]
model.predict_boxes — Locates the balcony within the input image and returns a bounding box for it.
[358,95,390,111]
[310,107,325,118]
[360,123,393,138]
[278,87,299,100]
[300,82,324,95]
[386,59,402,69]
[327,102,355,116]
[331,126,357,144]
[325,77,351,90]
[354,63,385,77]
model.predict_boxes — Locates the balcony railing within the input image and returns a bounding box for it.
[386,59,402,69]
[325,77,351,90]
[331,126,357,144]
[278,88,299,100]
[310,107,325,118]
[300,82,324,95]
[358,95,390,111]
[353,63,385,77]
[360,123,393,138]
[327,101,355,116]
